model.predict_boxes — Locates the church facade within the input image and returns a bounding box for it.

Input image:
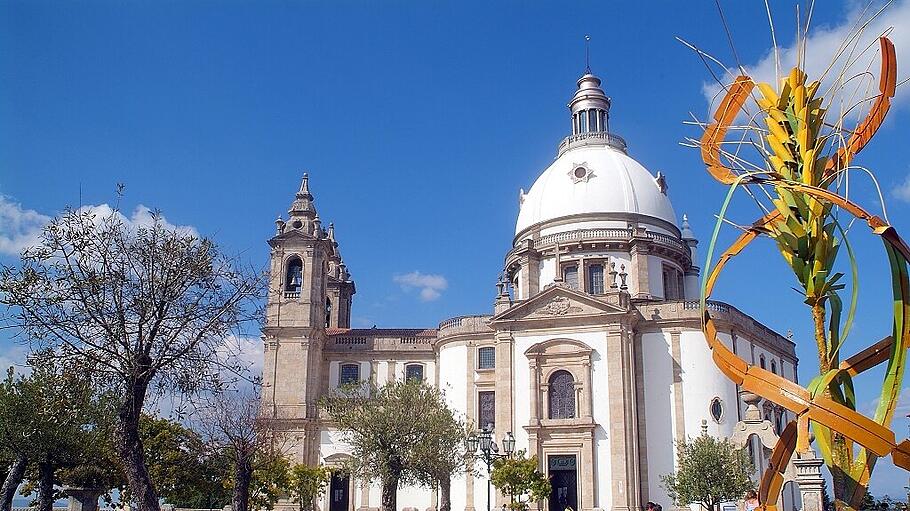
[260,70,799,511]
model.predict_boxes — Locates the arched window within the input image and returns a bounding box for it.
[548,370,576,419]
[339,363,360,386]
[759,355,766,370]
[770,360,777,375]
[405,364,424,382]
[285,257,303,296]
[325,298,332,328]
[587,264,605,294]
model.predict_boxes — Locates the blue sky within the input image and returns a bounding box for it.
[3,0,910,499]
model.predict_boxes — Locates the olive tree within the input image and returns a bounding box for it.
[0,206,263,511]
[196,388,285,511]
[661,431,754,511]
[321,380,467,511]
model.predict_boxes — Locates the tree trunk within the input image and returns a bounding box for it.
[0,454,27,511]
[438,477,451,511]
[232,461,253,511]
[116,373,160,511]
[36,462,54,511]
[381,473,399,511]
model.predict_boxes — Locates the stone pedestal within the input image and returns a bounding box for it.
[794,451,825,511]
[728,392,830,511]
[65,487,103,511]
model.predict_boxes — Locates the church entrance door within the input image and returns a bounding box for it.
[329,471,349,511]
[548,455,578,511]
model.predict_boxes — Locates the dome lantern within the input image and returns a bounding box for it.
[569,72,611,136]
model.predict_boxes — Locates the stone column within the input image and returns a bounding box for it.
[630,231,651,300]
[581,360,593,418]
[494,331,514,436]
[606,327,633,511]
[529,357,540,425]
[794,451,825,511]
[465,341,477,511]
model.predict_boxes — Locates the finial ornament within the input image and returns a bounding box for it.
[298,173,311,197]
[584,35,592,74]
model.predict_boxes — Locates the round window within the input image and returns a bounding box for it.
[710,397,724,423]
[574,167,587,179]
[292,220,303,229]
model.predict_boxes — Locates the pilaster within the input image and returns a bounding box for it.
[606,326,634,511]
[630,228,651,300]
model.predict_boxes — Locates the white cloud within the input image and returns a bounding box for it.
[0,195,198,257]
[393,271,448,301]
[893,173,910,202]
[0,344,28,373]
[215,333,264,382]
[703,1,910,118]
[77,204,199,237]
[0,195,51,256]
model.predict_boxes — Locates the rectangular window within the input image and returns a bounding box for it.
[662,266,680,300]
[587,264,605,294]
[563,265,579,290]
[478,347,495,369]
[339,363,360,386]
[405,364,424,382]
[478,391,495,429]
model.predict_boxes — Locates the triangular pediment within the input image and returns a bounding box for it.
[268,228,320,247]
[491,284,629,324]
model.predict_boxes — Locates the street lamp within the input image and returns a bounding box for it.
[465,424,516,511]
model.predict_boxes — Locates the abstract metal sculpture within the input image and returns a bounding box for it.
[694,31,908,511]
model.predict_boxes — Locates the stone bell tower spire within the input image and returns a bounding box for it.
[286,173,318,236]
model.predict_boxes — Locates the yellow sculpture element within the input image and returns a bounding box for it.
[698,37,908,511]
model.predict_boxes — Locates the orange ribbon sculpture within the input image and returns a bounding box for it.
[699,37,909,511]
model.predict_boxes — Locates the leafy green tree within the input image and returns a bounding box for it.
[661,432,753,511]
[287,464,331,511]
[0,204,263,511]
[245,452,291,511]
[321,380,467,511]
[405,389,468,511]
[0,357,114,511]
[139,416,230,508]
[489,451,551,511]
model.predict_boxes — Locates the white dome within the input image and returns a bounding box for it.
[515,144,677,235]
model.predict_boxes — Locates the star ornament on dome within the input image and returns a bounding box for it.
[568,163,594,183]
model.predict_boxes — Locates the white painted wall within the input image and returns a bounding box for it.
[640,330,675,505]
[512,330,612,508]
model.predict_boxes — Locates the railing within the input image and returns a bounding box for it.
[334,336,367,345]
[283,291,300,299]
[437,314,493,337]
[647,232,689,252]
[557,131,628,156]
[511,228,689,258]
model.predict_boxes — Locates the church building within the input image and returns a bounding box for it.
[260,69,799,511]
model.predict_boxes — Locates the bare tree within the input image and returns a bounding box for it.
[0,206,263,511]
[196,387,286,511]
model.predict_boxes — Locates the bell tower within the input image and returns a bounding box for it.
[261,174,355,462]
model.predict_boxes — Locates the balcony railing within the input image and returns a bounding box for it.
[557,131,628,156]
[283,291,300,299]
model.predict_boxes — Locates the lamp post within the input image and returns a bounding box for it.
[466,424,516,511]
